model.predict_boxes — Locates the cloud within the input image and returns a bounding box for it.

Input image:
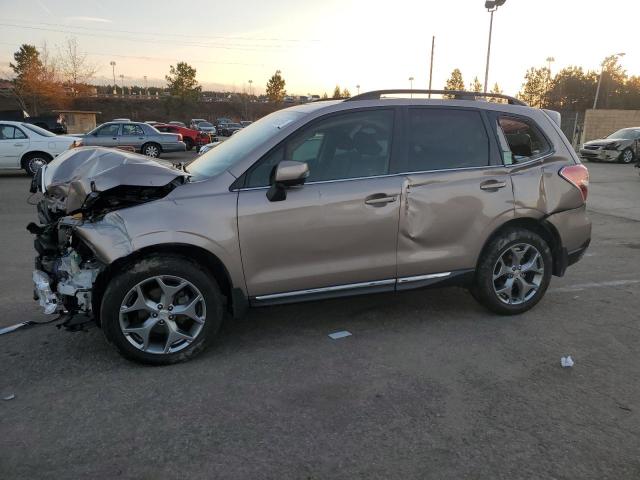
[68,16,112,23]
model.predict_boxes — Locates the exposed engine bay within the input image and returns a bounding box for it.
[28,147,187,327]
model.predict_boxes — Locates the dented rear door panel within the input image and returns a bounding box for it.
[396,167,515,278]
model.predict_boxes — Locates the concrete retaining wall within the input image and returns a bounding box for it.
[583,109,640,141]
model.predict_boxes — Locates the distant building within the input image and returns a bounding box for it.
[53,110,101,134]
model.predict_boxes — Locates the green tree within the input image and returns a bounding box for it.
[341,87,351,98]
[10,43,62,114]
[518,66,550,108]
[165,61,201,103]
[470,76,483,93]
[321,92,328,99]
[332,85,342,99]
[546,66,598,111]
[444,69,465,98]
[489,82,504,102]
[596,55,627,109]
[266,70,286,102]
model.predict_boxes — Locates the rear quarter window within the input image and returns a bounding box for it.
[497,116,551,164]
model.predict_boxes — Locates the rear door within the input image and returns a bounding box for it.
[237,108,404,299]
[394,107,514,286]
[119,124,146,149]
[0,124,29,168]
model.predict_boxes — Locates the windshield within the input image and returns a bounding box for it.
[607,128,639,139]
[199,122,214,128]
[22,123,56,137]
[187,109,304,179]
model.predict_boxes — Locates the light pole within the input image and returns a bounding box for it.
[356,84,360,95]
[248,79,253,97]
[144,75,148,96]
[110,61,116,94]
[593,52,625,109]
[545,57,555,106]
[483,0,506,93]
[409,76,414,97]
[119,74,124,96]
[428,35,435,98]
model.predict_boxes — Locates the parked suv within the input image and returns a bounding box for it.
[29,90,590,364]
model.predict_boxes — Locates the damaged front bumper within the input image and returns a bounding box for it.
[32,228,104,318]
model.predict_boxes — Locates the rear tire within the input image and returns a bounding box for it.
[21,152,52,176]
[142,142,161,158]
[471,228,552,315]
[101,255,224,365]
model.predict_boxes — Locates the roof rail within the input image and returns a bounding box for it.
[345,89,527,106]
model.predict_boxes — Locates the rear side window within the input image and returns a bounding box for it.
[497,116,551,164]
[404,108,490,172]
[0,125,26,139]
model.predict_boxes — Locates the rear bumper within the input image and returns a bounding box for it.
[546,205,591,275]
[161,141,187,153]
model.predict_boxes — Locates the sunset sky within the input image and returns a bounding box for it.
[0,0,636,96]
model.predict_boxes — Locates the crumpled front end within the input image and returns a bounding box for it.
[28,147,187,325]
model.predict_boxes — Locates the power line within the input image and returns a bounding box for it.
[0,23,302,51]
[3,18,320,43]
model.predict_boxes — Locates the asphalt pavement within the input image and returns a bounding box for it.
[1,160,639,479]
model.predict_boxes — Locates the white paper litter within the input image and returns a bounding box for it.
[3,393,15,401]
[561,356,574,368]
[328,330,352,340]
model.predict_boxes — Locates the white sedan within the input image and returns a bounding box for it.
[0,121,81,176]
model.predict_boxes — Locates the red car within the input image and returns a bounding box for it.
[153,124,211,151]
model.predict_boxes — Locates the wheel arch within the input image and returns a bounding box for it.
[92,243,243,326]
[20,150,53,169]
[476,217,564,276]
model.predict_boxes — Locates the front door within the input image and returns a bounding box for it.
[0,124,29,168]
[85,123,120,148]
[237,108,403,299]
[394,107,514,284]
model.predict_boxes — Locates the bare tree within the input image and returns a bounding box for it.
[58,38,97,96]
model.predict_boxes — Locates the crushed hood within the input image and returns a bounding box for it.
[37,147,187,214]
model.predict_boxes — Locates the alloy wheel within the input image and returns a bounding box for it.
[144,145,159,157]
[622,149,634,163]
[119,275,206,354]
[28,157,47,175]
[492,243,544,305]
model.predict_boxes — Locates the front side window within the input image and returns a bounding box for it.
[497,116,551,164]
[244,109,394,187]
[96,124,120,137]
[122,124,144,136]
[403,108,489,172]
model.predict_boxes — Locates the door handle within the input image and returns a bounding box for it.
[14,143,25,147]
[480,180,507,191]
[365,194,398,206]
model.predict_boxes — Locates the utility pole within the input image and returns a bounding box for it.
[483,0,506,93]
[110,61,116,94]
[428,35,435,98]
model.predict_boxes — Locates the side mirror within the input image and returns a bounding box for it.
[267,161,309,202]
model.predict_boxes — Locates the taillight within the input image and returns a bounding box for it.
[559,164,589,202]
[177,133,183,141]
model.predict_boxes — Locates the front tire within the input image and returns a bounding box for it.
[142,142,161,158]
[471,228,552,315]
[619,148,634,164]
[101,255,224,364]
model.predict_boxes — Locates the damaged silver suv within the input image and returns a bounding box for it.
[29,90,591,364]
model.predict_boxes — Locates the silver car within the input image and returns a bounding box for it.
[81,122,186,158]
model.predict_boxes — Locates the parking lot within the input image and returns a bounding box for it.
[1,160,639,479]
